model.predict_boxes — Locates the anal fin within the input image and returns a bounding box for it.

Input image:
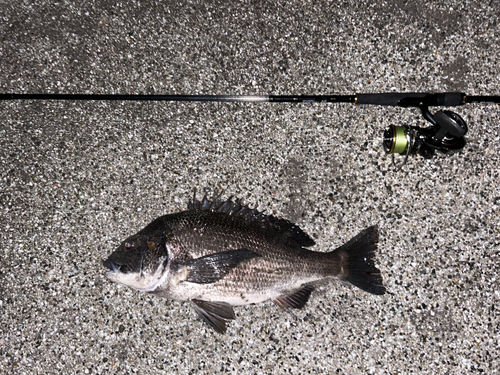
[274,285,314,309]
[191,300,235,334]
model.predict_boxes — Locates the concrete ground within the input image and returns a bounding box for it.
[1,1,499,374]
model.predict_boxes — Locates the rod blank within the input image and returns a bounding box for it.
[0,93,498,105]
[0,93,355,103]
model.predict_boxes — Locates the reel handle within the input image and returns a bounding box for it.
[433,110,467,139]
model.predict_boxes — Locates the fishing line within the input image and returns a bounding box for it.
[1,92,499,168]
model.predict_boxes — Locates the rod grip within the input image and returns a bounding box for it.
[356,92,465,107]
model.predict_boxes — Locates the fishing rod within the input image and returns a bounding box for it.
[2,92,500,167]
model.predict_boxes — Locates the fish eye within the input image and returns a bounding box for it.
[124,242,133,250]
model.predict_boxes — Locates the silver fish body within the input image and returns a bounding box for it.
[104,195,385,333]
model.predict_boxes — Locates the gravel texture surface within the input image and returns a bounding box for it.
[1,1,499,374]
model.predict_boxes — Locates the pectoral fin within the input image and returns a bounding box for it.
[191,299,235,334]
[274,285,315,309]
[179,249,261,284]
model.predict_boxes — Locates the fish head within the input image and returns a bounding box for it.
[103,232,170,292]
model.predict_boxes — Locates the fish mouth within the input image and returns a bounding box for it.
[103,259,121,273]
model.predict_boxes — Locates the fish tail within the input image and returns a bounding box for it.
[331,225,386,295]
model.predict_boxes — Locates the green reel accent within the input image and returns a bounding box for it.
[383,125,408,154]
[392,126,408,154]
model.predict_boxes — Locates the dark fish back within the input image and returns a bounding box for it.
[187,194,315,248]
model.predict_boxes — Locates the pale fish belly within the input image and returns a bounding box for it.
[162,269,327,306]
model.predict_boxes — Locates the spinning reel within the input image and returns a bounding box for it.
[381,94,469,168]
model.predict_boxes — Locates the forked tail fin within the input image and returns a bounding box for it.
[332,226,386,295]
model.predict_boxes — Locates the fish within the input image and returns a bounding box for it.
[103,193,386,333]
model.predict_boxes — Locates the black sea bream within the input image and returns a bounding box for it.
[103,194,386,333]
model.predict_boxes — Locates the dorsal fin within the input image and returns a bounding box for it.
[187,193,315,247]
